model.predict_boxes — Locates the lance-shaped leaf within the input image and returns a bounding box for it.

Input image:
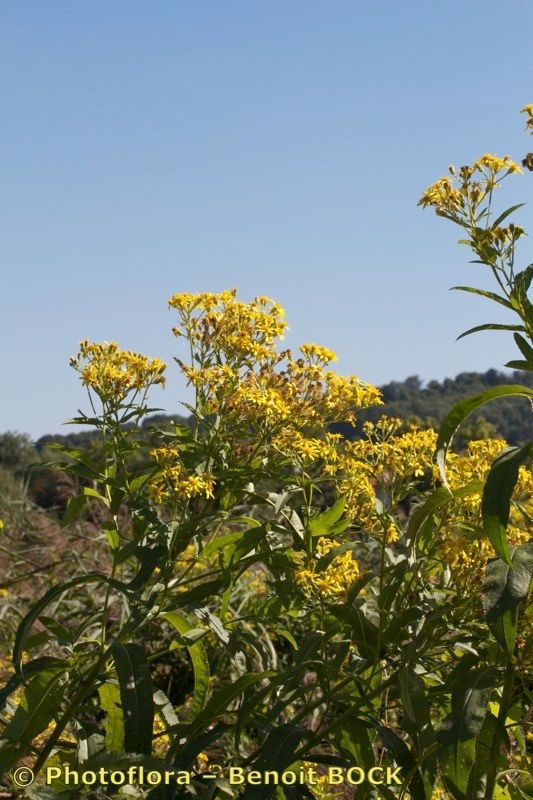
[331,601,379,660]
[406,482,484,546]
[399,667,436,785]
[481,445,531,564]
[0,657,65,712]
[457,323,526,341]
[451,286,514,310]
[98,682,125,753]
[370,721,427,800]
[111,642,154,756]
[466,713,509,800]
[335,719,374,800]
[165,611,210,716]
[13,573,133,672]
[435,385,533,486]
[308,497,349,536]
[483,542,533,654]
[242,724,306,800]
[437,666,499,800]
[0,663,67,774]
[167,671,274,759]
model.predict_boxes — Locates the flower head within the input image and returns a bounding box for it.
[71,341,165,401]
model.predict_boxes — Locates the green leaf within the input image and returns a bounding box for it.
[399,667,436,756]
[171,578,228,607]
[505,360,533,371]
[61,494,86,527]
[153,689,179,729]
[483,542,533,654]
[457,323,526,341]
[165,612,210,715]
[438,738,476,800]
[172,721,231,770]
[335,719,374,800]
[128,543,167,590]
[406,483,483,543]
[38,616,73,644]
[451,286,514,310]
[481,445,532,563]
[47,444,101,472]
[235,665,311,753]
[466,712,508,800]
[437,666,499,800]
[399,668,436,795]
[308,497,348,536]
[370,721,427,800]
[315,540,360,571]
[435,385,533,486]
[514,333,533,363]
[13,574,132,672]
[0,664,67,773]
[174,671,274,748]
[331,602,379,660]
[102,521,120,550]
[0,657,64,712]
[98,683,125,753]
[83,486,110,506]
[111,642,154,756]
[242,725,306,800]
[491,203,525,227]
[202,531,242,558]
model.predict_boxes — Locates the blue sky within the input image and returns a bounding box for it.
[3,1,533,438]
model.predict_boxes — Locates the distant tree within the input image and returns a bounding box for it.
[0,431,37,476]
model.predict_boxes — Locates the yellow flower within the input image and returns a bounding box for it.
[418,176,463,214]
[149,447,215,504]
[439,438,533,581]
[473,153,522,175]
[521,103,533,132]
[71,341,165,401]
[296,537,360,600]
[300,343,338,363]
[273,429,323,463]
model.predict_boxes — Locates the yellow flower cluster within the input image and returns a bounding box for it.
[273,429,331,464]
[440,438,532,580]
[299,343,338,363]
[473,153,522,175]
[355,419,437,479]
[296,537,360,600]
[169,290,287,362]
[148,446,214,504]
[419,154,522,217]
[522,103,533,132]
[489,224,525,244]
[418,175,463,214]
[319,418,437,539]
[170,291,382,433]
[232,382,292,421]
[71,341,166,401]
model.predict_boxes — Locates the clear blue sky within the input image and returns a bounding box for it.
[3,1,533,438]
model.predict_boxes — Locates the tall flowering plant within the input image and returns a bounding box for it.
[418,105,533,800]
[0,121,531,800]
